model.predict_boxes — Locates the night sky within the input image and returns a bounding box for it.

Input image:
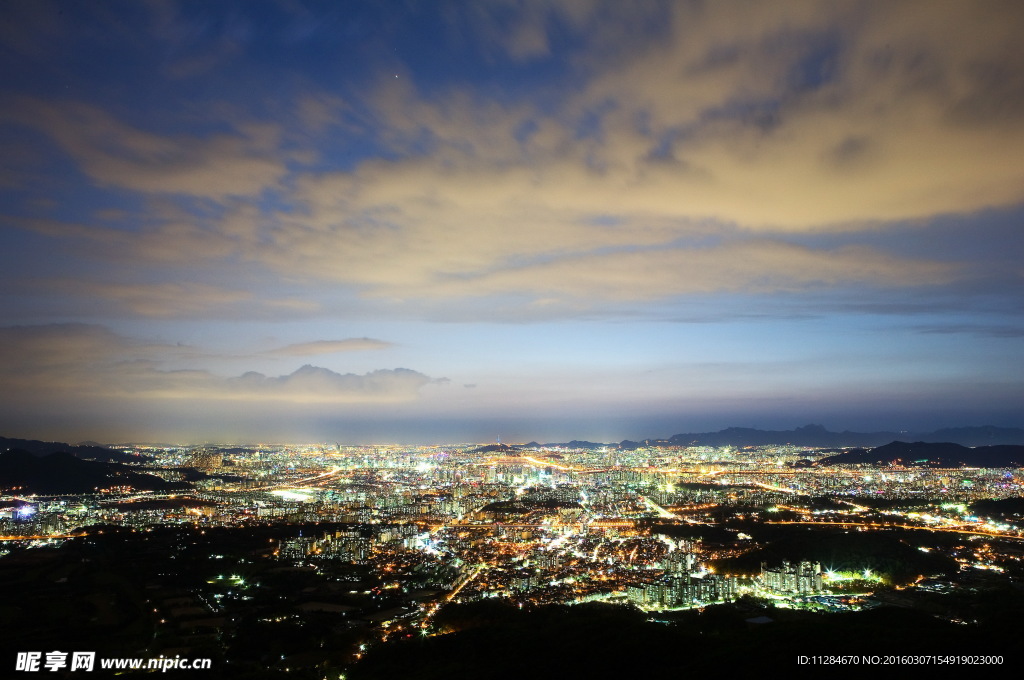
[1,1,1022,444]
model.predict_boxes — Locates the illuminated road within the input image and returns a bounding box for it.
[751,481,798,494]
[639,495,680,520]
[519,456,580,472]
[765,520,1024,540]
[0,533,87,541]
[415,562,488,634]
[263,465,344,490]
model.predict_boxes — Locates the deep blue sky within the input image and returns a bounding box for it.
[1,1,1022,444]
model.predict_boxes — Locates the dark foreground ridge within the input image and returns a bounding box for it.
[0,436,150,463]
[819,441,1024,467]
[0,449,189,494]
[349,600,1019,679]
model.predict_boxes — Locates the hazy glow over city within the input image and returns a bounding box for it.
[1,1,1022,443]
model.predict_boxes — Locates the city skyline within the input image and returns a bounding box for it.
[1,1,1023,444]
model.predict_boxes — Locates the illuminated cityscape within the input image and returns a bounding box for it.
[2,435,1022,676]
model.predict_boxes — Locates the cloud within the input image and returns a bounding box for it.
[296,93,350,134]
[215,1,1017,309]
[255,206,957,302]
[333,1,1024,232]
[4,1,1021,322]
[0,324,143,376]
[6,99,286,199]
[0,324,436,408]
[27,277,318,319]
[48,280,249,318]
[449,1,554,63]
[265,338,394,356]
[569,0,1024,227]
[224,365,432,403]
[444,240,955,301]
[914,324,1024,339]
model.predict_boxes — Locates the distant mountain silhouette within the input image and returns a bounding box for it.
[654,424,1024,448]
[0,436,151,463]
[0,449,188,494]
[819,441,1024,467]
[487,426,1024,451]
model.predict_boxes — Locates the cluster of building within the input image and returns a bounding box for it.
[760,561,824,594]
[2,442,1021,609]
[627,574,737,608]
